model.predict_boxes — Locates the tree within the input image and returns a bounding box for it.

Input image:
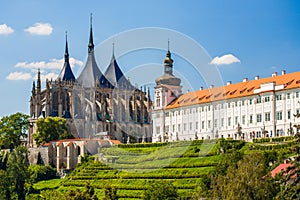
[0,112,29,149]
[211,153,279,200]
[276,156,300,199]
[7,146,29,200]
[33,117,74,146]
[143,181,178,200]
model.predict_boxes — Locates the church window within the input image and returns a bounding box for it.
[183,123,187,131]
[265,112,270,121]
[190,122,192,130]
[287,93,290,99]
[265,96,270,102]
[195,122,199,130]
[257,114,262,123]
[228,117,231,126]
[178,124,181,132]
[276,94,282,100]
[214,119,218,127]
[156,96,160,107]
[221,118,224,127]
[235,116,238,125]
[249,99,253,105]
[201,121,205,129]
[257,97,261,103]
[296,91,299,98]
[156,126,160,134]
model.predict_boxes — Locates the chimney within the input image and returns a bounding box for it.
[281,70,286,75]
[210,85,214,88]
[243,78,248,82]
[255,76,259,80]
[199,86,203,91]
[272,72,277,77]
[227,81,232,86]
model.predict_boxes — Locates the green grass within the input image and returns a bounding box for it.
[33,179,61,190]
[31,137,299,199]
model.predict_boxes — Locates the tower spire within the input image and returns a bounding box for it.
[88,13,94,53]
[37,68,41,91]
[166,39,171,58]
[64,31,69,62]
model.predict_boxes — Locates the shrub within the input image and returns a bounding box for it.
[28,165,57,183]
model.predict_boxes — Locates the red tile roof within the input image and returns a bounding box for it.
[167,71,300,109]
[271,163,292,178]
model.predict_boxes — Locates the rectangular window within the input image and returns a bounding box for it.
[264,96,270,102]
[221,118,224,127]
[172,125,175,132]
[257,97,261,103]
[276,94,282,100]
[287,110,291,119]
[242,100,245,106]
[296,91,299,98]
[277,111,282,120]
[228,117,231,126]
[156,126,160,134]
[183,123,187,131]
[208,120,211,129]
[221,104,224,109]
[235,116,238,125]
[242,115,245,125]
[165,125,169,132]
[287,93,290,99]
[249,115,253,124]
[196,122,199,130]
[257,114,262,123]
[201,121,205,129]
[165,112,169,117]
[249,99,252,105]
[235,101,238,107]
[214,119,218,128]
[178,124,181,132]
[265,113,271,121]
[228,102,231,108]
[190,122,193,130]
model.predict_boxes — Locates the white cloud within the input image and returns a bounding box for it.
[24,23,53,35]
[210,54,240,65]
[34,72,59,82]
[15,57,83,70]
[0,24,14,35]
[6,72,32,80]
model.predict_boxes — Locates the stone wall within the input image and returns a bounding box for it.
[28,147,49,165]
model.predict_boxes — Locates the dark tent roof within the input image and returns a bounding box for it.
[104,55,134,90]
[57,35,76,82]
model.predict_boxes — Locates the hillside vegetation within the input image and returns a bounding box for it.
[29,137,300,199]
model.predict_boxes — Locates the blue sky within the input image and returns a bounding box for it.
[0,0,300,117]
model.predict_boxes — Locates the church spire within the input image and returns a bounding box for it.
[164,40,173,75]
[64,31,69,62]
[37,68,41,90]
[88,13,94,53]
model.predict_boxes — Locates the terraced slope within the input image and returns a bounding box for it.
[60,140,220,199]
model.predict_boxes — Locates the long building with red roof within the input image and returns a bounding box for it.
[152,49,300,142]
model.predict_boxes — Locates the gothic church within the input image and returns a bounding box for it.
[28,18,152,146]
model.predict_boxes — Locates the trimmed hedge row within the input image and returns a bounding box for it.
[253,136,296,143]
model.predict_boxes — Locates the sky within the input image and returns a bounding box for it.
[0,0,300,117]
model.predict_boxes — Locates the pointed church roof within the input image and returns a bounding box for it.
[104,46,134,89]
[77,14,113,88]
[57,32,76,82]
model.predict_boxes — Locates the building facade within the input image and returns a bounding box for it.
[152,52,300,142]
[28,18,152,147]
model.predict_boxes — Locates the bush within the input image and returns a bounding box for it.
[28,165,57,183]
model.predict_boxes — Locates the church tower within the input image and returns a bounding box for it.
[152,44,182,142]
[154,43,182,109]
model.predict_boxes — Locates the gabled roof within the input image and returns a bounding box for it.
[166,71,300,109]
[104,55,134,89]
[57,33,76,82]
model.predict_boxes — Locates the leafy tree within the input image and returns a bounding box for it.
[211,153,279,200]
[276,156,300,199]
[0,169,11,200]
[7,146,29,200]
[28,165,57,183]
[33,117,74,146]
[143,181,178,200]
[0,112,29,149]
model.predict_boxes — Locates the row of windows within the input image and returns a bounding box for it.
[161,110,298,133]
